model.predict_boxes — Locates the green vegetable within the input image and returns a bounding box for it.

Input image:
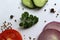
[19,12,38,29]
[22,0,35,9]
[32,0,48,8]
[22,0,48,9]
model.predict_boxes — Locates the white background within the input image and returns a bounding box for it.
[0,0,60,40]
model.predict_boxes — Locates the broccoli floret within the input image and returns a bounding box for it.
[19,22,23,26]
[19,12,38,29]
[29,15,33,20]
[33,16,38,24]
[21,12,29,20]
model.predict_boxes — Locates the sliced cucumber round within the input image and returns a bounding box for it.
[22,0,35,9]
[32,0,48,8]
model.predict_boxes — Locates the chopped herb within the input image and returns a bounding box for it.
[7,26,12,29]
[7,22,10,25]
[50,8,55,13]
[0,21,12,32]
[19,12,38,29]
[10,15,14,19]
[3,24,7,27]
[8,22,12,26]
[3,21,6,24]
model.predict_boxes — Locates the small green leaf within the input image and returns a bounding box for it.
[19,12,38,29]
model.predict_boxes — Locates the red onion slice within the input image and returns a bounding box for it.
[38,29,60,40]
[43,21,60,31]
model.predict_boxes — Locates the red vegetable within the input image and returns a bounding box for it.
[0,29,22,40]
[0,34,6,40]
[38,29,60,40]
[43,21,60,31]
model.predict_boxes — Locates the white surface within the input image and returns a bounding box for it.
[0,0,60,40]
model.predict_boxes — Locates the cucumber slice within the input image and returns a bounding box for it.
[33,0,48,8]
[22,0,34,9]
